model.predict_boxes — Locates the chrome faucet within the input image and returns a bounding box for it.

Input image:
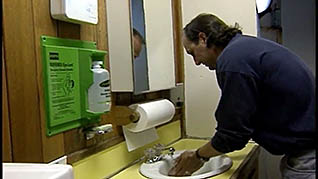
[83,124,113,140]
[144,143,175,163]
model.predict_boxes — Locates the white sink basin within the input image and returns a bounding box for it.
[139,150,232,179]
[3,163,74,179]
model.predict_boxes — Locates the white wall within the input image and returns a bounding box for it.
[182,0,257,137]
[281,0,316,76]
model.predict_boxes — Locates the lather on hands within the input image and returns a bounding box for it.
[168,151,204,176]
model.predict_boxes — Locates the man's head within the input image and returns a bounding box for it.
[133,28,145,59]
[182,13,242,70]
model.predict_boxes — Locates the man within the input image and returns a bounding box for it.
[168,13,315,178]
[132,28,145,59]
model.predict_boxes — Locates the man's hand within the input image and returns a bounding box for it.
[168,142,223,176]
[168,151,204,176]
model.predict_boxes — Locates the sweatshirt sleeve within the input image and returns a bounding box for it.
[211,71,259,153]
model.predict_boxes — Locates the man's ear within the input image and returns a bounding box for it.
[198,32,207,44]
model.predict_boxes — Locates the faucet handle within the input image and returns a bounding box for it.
[153,143,175,156]
[144,148,159,163]
[168,147,175,156]
[144,144,176,163]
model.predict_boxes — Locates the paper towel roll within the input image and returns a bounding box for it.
[125,99,175,133]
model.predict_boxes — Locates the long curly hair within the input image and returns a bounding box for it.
[184,13,242,48]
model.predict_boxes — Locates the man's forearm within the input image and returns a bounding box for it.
[197,141,223,159]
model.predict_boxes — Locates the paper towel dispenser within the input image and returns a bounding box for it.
[40,36,110,136]
[50,0,98,24]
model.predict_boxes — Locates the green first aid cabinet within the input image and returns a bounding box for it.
[41,36,110,136]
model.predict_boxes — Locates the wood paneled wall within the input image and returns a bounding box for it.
[3,0,46,162]
[2,0,184,163]
[172,0,184,84]
[2,43,12,162]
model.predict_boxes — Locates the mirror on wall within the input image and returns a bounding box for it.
[106,0,176,94]
[130,0,150,94]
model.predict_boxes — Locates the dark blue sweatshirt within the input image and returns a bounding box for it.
[211,34,315,155]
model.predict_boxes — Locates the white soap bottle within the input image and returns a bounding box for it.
[88,61,111,113]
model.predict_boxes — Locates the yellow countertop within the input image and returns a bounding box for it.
[112,139,258,179]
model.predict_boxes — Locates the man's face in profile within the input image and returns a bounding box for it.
[133,35,142,59]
